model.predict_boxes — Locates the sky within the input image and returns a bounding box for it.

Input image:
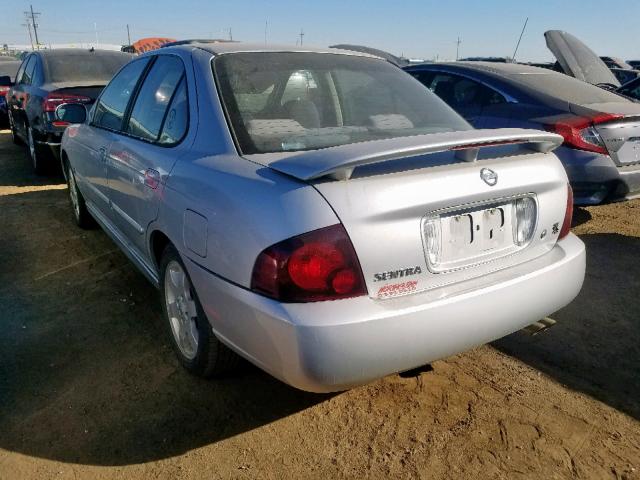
[3,0,640,62]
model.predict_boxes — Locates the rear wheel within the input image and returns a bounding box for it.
[160,245,240,377]
[66,162,94,229]
[27,127,47,175]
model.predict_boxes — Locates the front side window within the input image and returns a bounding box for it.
[93,58,150,131]
[126,55,185,142]
[14,59,27,86]
[21,56,36,85]
[214,52,471,155]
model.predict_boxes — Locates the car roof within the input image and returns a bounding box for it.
[30,48,132,58]
[164,41,380,59]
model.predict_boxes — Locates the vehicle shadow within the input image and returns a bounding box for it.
[0,186,331,466]
[494,232,640,420]
[572,206,592,227]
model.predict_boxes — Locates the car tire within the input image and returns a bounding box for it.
[65,162,95,229]
[27,127,47,175]
[160,244,240,377]
[8,113,24,146]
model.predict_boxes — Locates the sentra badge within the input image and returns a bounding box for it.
[374,266,422,282]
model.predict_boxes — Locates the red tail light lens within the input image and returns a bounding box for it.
[43,92,92,113]
[251,224,367,302]
[0,86,9,97]
[548,113,622,155]
[559,184,573,240]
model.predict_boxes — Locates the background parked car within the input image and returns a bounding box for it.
[405,61,640,204]
[610,68,640,86]
[617,76,640,102]
[628,60,640,69]
[7,48,132,174]
[600,56,634,70]
[59,43,583,392]
[0,58,21,128]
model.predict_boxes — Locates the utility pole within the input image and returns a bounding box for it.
[264,20,268,45]
[22,18,34,50]
[24,6,40,49]
[228,28,233,41]
[299,28,304,46]
[456,36,461,61]
[30,5,40,49]
[94,22,99,47]
[126,24,131,45]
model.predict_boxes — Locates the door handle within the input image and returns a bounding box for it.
[99,146,107,161]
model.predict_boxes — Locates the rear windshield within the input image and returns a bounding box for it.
[44,52,132,84]
[508,71,627,105]
[214,52,471,155]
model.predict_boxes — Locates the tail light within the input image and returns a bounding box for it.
[43,91,92,113]
[559,184,573,240]
[547,113,622,155]
[0,86,9,97]
[251,224,367,302]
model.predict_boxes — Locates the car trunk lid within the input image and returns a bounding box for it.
[249,129,570,299]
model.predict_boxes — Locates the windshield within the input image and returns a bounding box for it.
[213,52,471,155]
[44,52,132,84]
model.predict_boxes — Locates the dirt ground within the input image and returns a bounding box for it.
[0,129,638,480]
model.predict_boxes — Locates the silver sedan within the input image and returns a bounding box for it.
[59,42,585,392]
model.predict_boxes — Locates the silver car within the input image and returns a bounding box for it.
[59,43,585,392]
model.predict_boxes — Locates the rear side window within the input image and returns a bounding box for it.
[126,55,185,142]
[159,77,188,145]
[414,72,506,109]
[93,58,150,131]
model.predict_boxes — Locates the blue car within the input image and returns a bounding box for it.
[405,62,640,204]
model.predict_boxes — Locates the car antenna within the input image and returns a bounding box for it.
[511,17,529,63]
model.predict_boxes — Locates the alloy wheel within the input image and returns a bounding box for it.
[164,260,200,360]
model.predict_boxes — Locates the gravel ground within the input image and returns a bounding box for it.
[0,130,638,479]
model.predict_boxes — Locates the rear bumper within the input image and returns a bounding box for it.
[187,234,586,392]
[555,146,640,204]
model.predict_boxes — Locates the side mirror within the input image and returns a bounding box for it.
[0,75,12,87]
[55,103,87,124]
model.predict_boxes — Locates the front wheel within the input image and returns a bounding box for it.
[160,245,240,377]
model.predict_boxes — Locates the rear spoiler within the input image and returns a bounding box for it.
[267,128,563,181]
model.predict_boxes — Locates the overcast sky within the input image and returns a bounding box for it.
[4,0,640,61]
